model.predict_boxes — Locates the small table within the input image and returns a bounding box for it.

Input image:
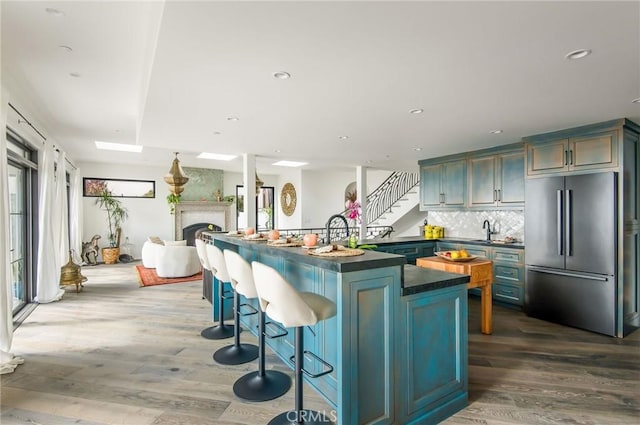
[416,256,493,335]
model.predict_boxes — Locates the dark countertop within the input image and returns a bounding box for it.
[402,264,470,296]
[367,235,525,249]
[203,233,406,273]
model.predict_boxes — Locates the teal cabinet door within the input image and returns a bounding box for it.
[469,156,496,206]
[442,160,466,206]
[497,151,524,206]
[527,139,568,176]
[569,130,618,171]
[420,164,442,208]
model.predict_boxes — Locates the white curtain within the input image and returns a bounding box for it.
[1,92,24,374]
[35,141,64,303]
[54,151,69,266]
[69,166,83,264]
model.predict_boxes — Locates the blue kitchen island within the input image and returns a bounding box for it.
[204,233,470,425]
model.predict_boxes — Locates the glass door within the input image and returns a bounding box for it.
[8,162,26,313]
[235,185,275,231]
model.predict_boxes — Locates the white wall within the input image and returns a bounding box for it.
[300,168,394,228]
[77,160,400,257]
[80,161,172,259]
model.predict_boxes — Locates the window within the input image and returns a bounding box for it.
[6,131,37,316]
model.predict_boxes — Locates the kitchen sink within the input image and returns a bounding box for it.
[471,239,492,244]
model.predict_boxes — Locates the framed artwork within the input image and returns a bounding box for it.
[83,177,155,198]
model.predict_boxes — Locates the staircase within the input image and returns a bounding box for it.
[369,188,420,228]
[342,171,420,234]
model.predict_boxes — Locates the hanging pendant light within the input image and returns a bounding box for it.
[164,152,189,195]
[255,171,263,195]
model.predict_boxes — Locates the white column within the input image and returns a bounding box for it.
[242,154,257,229]
[356,166,367,241]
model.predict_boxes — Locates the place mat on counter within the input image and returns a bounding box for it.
[267,240,303,247]
[307,247,365,257]
[243,236,268,242]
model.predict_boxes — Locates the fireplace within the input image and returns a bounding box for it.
[174,201,232,240]
[182,222,222,247]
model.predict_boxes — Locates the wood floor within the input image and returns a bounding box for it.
[1,262,638,425]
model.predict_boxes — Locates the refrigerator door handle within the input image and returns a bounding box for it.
[527,266,609,282]
[556,190,563,256]
[566,189,572,256]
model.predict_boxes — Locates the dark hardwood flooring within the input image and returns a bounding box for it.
[1,262,638,424]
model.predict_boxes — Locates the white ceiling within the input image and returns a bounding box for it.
[2,1,639,174]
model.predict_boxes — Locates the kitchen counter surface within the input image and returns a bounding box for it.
[367,235,524,249]
[402,264,470,296]
[202,232,406,273]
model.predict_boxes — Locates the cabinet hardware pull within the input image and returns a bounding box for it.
[493,190,497,202]
[566,189,572,256]
[569,150,573,165]
[557,190,563,256]
[564,150,568,165]
[498,189,501,201]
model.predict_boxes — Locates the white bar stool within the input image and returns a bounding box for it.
[252,261,337,425]
[224,250,291,400]
[202,244,235,340]
[212,250,259,365]
[195,239,218,339]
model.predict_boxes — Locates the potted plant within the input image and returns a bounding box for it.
[95,190,128,264]
[166,193,181,215]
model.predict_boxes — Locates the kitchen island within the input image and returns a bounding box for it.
[203,233,470,425]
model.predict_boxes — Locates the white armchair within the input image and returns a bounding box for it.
[141,239,200,278]
[156,245,201,278]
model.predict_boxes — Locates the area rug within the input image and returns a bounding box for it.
[135,265,202,287]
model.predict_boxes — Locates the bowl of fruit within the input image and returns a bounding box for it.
[434,249,477,262]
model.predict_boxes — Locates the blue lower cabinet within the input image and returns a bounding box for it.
[210,235,468,424]
[397,285,468,424]
[374,242,435,265]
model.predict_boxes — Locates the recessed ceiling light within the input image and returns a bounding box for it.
[197,152,237,161]
[69,72,81,78]
[95,141,143,153]
[409,108,424,114]
[366,160,373,164]
[274,149,281,153]
[213,131,221,135]
[565,49,592,60]
[490,129,503,134]
[227,117,239,121]
[632,98,640,104]
[58,45,73,52]
[272,160,308,167]
[45,8,65,17]
[413,147,422,152]
[273,71,291,80]
[339,135,349,140]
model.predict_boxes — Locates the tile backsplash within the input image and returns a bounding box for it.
[427,210,524,243]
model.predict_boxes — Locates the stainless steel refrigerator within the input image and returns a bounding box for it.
[525,172,617,336]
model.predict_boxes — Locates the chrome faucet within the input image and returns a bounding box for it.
[325,214,349,244]
[482,219,492,242]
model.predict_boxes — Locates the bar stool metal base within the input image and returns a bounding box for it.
[267,410,333,425]
[213,343,258,365]
[200,324,235,340]
[233,370,291,402]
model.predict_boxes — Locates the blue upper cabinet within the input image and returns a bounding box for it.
[442,160,467,206]
[420,159,466,209]
[469,150,524,208]
[498,151,525,206]
[526,128,618,177]
[420,144,524,211]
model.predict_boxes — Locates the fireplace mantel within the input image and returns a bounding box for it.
[174,201,233,240]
